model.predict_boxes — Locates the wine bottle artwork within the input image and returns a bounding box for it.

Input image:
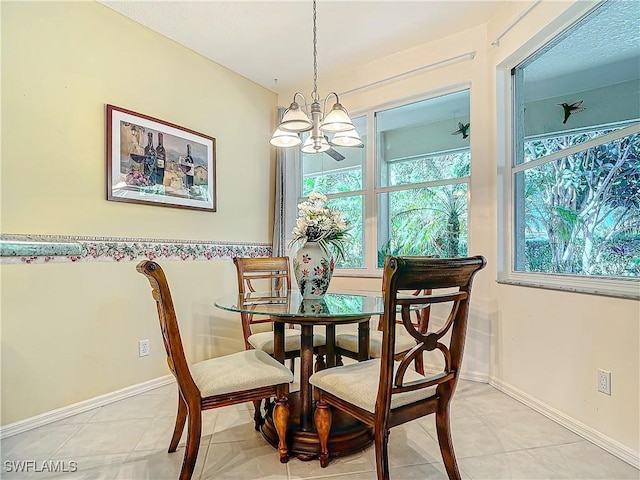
[155,132,166,186]
[144,131,156,180]
[108,104,216,212]
[180,144,195,192]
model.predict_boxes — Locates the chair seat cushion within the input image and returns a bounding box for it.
[191,349,293,397]
[309,359,437,413]
[248,329,326,354]
[336,327,417,358]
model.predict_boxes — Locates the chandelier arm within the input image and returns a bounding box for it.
[322,92,340,115]
[292,92,308,113]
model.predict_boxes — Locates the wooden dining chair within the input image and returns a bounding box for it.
[334,256,433,374]
[310,255,486,480]
[233,256,326,362]
[233,256,326,424]
[137,260,293,480]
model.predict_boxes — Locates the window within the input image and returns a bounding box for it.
[300,89,470,274]
[504,0,640,298]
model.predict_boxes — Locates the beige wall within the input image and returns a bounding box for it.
[1,2,276,424]
[285,0,639,457]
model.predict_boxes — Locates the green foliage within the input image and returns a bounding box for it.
[521,128,640,277]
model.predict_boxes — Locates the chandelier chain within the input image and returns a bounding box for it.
[312,0,319,102]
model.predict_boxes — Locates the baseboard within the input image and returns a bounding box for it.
[489,376,640,469]
[460,369,489,383]
[0,375,174,439]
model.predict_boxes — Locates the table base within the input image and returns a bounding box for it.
[260,391,374,460]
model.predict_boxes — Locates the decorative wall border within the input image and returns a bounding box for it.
[0,234,272,264]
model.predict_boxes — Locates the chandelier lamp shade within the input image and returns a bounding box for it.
[270,0,363,152]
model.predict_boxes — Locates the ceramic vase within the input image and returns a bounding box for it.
[293,241,334,299]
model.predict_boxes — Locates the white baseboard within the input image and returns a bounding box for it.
[460,369,489,383]
[489,376,640,469]
[0,375,175,439]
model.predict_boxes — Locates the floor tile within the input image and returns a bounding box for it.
[482,409,583,450]
[208,404,262,444]
[452,389,530,419]
[53,419,152,457]
[526,441,640,479]
[459,449,559,479]
[418,414,519,458]
[359,422,443,469]
[25,454,128,479]
[0,424,81,462]
[134,410,216,451]
[287,447,375,479]
[117,446,208,480]
[200,436,288,479]
[88,393,166,423]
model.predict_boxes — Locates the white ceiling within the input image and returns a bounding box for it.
[99,0,508,96]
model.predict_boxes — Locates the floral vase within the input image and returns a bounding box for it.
[293,242,334,299]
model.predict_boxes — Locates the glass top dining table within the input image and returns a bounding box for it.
[214,289,384,460]
[214,289,386,321]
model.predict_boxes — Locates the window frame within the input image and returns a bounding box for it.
[296,86,472,278]
[497,5,640,300]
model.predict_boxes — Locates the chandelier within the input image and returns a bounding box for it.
[269,0,363,153]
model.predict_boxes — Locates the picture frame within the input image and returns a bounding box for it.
[106,104,216,212]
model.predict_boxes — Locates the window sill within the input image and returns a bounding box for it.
[497,273,639,300]
[333,269,382,279]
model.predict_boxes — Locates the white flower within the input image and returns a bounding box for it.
[289,192,351,260]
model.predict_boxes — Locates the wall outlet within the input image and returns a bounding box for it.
[139,339,150,357]
[597,369,611,395]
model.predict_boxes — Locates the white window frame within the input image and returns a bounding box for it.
[297,86,471,278]
[496,6,640,300]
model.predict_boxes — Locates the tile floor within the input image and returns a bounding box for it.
[1,379,638,480]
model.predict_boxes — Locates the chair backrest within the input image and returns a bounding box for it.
[233,256,292,346]
[377,255,433,333]
[137,260,199,399]
[233,256,291,294]
[377,255,486,414]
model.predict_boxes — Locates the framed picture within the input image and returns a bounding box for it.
[106,105,216,212]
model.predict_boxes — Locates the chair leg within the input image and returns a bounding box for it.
[314,395,332,467]
[373,429,390,480]
[169,394,188,453]
[252,399,263,431]
[273,392,290,463]
[289,358,296,375]
[436,405,461,480]
[179,403,202,480]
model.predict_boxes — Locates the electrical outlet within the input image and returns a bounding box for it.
[139,339,150,357]
[597,369,611,395]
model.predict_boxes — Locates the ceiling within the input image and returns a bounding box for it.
[99,0,508,97]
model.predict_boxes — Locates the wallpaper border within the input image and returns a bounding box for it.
[0,234,272,264]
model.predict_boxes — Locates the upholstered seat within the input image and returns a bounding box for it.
[310,359,437,412]
[191,349,293,398]
[248,328,326,355]
[335,326,416,359]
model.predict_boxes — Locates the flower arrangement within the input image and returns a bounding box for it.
[289,192,351,261]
